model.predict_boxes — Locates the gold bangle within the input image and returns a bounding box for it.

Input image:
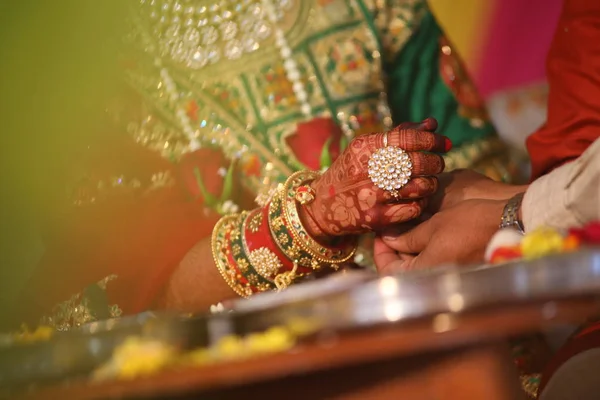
[241,208,282,287]
[231,211,273,292]
[268,188,320,269]
[282,171,357,265]
[211,213,252,298]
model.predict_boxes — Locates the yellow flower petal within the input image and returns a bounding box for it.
[521,227,565,260]
[216,335,244,358]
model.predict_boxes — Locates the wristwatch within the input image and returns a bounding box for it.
[500,193,525,234]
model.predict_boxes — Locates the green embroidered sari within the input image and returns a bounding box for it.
[125,0,517,204]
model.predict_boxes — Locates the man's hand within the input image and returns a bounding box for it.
[374,199,506,274]
[430,169,527,213]
[372,169,529,273]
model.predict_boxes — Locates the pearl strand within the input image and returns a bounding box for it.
[261,0,312,118]
[156,58,201,151]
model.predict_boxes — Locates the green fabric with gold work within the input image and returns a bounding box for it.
[386,11,495,148]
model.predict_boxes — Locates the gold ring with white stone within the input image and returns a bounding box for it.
[367,135,412,198]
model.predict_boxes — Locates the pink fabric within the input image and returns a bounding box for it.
[476,0,562,97]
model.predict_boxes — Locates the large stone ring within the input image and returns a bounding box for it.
[367,132,413,198]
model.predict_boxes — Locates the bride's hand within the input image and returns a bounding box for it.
[300,118,450,240]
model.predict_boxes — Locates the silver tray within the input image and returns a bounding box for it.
[230,248,600,333]
[3,248,600,390]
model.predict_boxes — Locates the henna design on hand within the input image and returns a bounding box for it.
[300,120,449,239]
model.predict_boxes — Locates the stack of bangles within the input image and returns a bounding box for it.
[211,170,358,298]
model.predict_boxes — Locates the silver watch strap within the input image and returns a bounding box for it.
[500,192,525,233]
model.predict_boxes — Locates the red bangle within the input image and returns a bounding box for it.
[243,206,307,279]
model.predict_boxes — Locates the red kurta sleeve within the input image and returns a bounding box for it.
[526,0,600,180]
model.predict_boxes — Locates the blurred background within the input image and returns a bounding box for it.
[430,0,561,153]
[0,0,128,329]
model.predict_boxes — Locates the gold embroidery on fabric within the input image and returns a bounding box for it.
[520,374,541,399]
[310,25,380,100]
[125,0,430,196]
[374,0,426,61]
[443,136,504,171]
[148,171,175,191]
[126,0,507,198]
[40,275,122,331]
[249,55,325,122]
[72,171,174,207]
